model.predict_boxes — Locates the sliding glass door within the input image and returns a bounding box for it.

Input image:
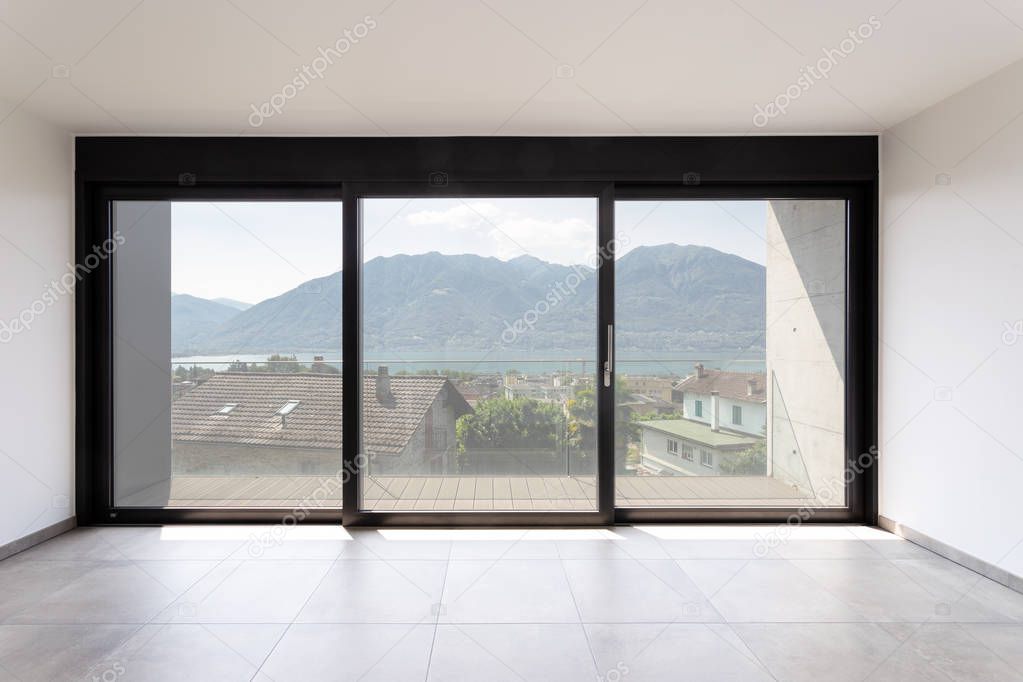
[613,199,847,510]
[111,199,343,509]
[96,182,864,523]
[357,195,601,513]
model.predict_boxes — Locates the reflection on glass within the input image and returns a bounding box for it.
[113,201,343,508]
[360,198,599,511]
[614,200,846,508]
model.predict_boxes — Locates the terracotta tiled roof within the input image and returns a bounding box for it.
[673,369,767,404]
[171,373,472,455]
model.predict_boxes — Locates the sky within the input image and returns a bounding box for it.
[171,199,768,303]
[171,201,343,303]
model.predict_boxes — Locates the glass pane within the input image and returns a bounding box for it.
[360,197,598,512]
[614,200,846,508]
[112,201,343,508]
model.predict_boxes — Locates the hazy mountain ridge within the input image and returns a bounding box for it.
[172,244,766,356]
[212,297,252,311]
[171,294,244,353]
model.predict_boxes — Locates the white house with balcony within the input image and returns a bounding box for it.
[635,418,762,476]
[635,365,768,476]
[672,364,767,437]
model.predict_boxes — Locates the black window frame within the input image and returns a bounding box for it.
[612,182,873,523]
[75,136,878,527]
[343,181,612,527]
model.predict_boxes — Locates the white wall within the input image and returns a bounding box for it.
[0,106,73,548]
[639,427,707,476]
[881,57,1023,579]
[683,391,766,438]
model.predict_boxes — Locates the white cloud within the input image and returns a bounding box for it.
[406,202,502,231]
[403,201,596,265]
[488,216,595,263]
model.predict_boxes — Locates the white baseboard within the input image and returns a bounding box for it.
[879,515,1023,594]
[0,517,77,561]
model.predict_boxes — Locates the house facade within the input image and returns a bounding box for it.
[636,418,761,476]
[503,372,576,403]
[634,365,768,476]
[672,364,767,437]
[620,375,675,403]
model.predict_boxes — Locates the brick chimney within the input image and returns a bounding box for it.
[695,362,706,379]
[710,390,720,431]
[747,377,757,396]
[376,365,392,403]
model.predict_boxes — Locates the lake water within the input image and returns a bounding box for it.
[171,349,767,377]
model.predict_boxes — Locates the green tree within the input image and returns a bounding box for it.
[565,378,646,473]
[718,440,767,475]
[456,398,563,471]
[566,387,595,451]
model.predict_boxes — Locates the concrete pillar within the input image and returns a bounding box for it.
[766,200,846,504]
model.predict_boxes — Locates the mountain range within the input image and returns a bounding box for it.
[171,244,766,356]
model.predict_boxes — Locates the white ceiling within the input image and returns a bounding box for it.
[1,0,1022,136]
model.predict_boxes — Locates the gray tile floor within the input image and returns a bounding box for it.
[1,524,1021,681]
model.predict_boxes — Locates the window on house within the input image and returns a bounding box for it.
[216,403,237,415]
[732,405,742,425]
[694,400,703,418]
[667,438,679,455]
[700,450,714,468]
[681,444,694,461]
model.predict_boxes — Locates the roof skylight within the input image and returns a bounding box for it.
[276,400,300,416]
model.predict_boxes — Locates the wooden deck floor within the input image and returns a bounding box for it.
[118,474,812,509]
